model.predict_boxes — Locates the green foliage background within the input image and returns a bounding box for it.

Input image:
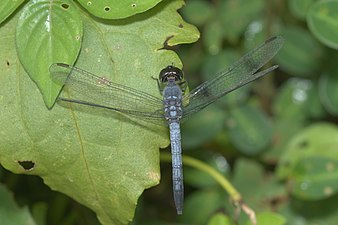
[1,0,338,225]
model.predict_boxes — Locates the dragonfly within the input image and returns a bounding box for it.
[50,36,284,215]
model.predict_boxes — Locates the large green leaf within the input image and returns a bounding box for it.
[0,1,199,225]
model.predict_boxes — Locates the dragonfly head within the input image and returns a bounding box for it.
[159,66,184,83]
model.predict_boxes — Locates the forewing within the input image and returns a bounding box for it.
[182,36,284,118]
[50,63,165,121]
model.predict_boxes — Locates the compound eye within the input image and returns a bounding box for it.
[172,67,183,80]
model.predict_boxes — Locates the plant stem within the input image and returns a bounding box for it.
[160,152,241,202]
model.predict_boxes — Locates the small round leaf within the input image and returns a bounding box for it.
[226,104,272,155]
[77,0,162,19]
[307,0,338,49]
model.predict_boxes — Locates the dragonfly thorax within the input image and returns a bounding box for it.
[163,83,183,122]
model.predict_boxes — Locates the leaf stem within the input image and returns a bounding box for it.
[160,152,241,201]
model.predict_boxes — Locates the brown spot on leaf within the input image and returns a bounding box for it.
[61,3,69,9]
[18,160,35,171]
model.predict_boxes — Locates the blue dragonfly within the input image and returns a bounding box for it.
[50,36,284,214]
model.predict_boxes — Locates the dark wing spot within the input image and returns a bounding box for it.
[195,85,213,98]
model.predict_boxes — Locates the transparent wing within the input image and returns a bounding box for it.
[50,63,165,122]
[182,36,284,119]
